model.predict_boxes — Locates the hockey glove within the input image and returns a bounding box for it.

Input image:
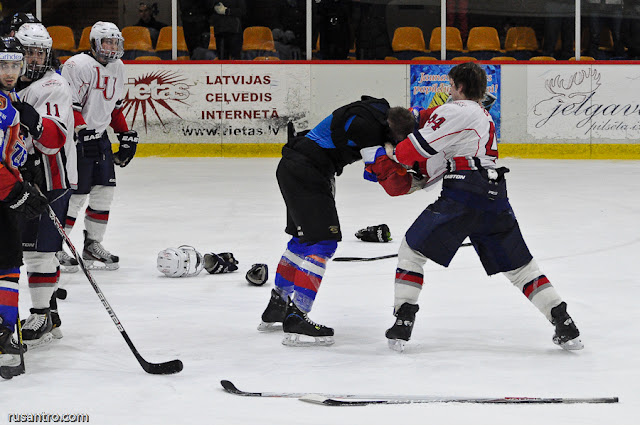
[355,224,392,243]
[246,264,268,286]
[76,128,102,159]
[114,131,138,167]
[10,94,43,140]
[18,155,45,189]
[4,181,48,219]
[203,252,239,274]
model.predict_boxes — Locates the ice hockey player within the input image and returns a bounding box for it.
[0,36,48,365]
[59,21,139,271]
[13,23,77,347]
[258,96,416,346]
[369,62,582,352]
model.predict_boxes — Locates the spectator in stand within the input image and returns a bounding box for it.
[586,0,625,58]
[179,0,214,58]
[245,0,281,30]
[447,0,469,42]
[623,0,640,58]
[541,0,575,59]
[211,0,246,60]
[316,0,353,60]
[135,2,168,47]
[280,0,306,56]
[353,0,391,60]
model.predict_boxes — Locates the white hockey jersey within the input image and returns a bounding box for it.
[61,53,125,135]
[18,69,78,190]
[395,100,499,186]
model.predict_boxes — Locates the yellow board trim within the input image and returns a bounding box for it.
[117,143,640,159]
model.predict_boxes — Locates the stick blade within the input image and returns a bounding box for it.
[142,359,183,375]
[0,365,25,380]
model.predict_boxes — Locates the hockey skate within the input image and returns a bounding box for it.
[82,230,119,270]
[282,300,334,347]
[0,326,26,367]
[56,250,79,273]
[385,303,419,353]
[257,289,288,332]
[21,308,54,349]
[550,302,583,351]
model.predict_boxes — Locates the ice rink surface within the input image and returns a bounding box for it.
[2,157,638,424]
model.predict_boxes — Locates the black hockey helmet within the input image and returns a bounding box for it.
[10,13,40,34]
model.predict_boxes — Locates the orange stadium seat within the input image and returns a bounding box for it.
[490,56,517,61]
[529,56,556,61]
[429,27,464,59]
[451,56,477,61]
[121,26,154,59]
[504,26,539,59]
[466,26,502,59]
[208,27,217,50]
[392,27,427,52]
[155,26,189,60]
[242,26,276,59]
[411,56,437,61]
[77,27,92,52]
[47,26,76,55]
[254,56,280,61]
[569,56,595,61]
[135,55,161,60]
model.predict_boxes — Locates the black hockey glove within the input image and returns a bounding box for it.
[11,96,43,140]
[246,263,268,286]
[114,131,139,167]
[203,252,239,274]
[355,224,392,243]
[18,155,45,189]
[76,128,102,159]
[4,181,48,219]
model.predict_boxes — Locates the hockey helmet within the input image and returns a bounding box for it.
[157,245,204,278]
[15,23,52,80]
[9,12,40,35]
[89,21,124,63]
[0,37,26,90]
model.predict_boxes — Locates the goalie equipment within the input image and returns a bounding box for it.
[157,245,204,278]
[246,264,268,286]
[203,252,239,274]
[355,224,392,243]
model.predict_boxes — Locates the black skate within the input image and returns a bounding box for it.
[56,250,79,273]
[257,289,287,332]
[282,300,334,346]
[21,308,54,349]
[83,230,119,270]
[551,302,583,350]
[386,303,419,352]
[0,325,27,367]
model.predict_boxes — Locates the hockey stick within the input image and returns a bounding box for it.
[45,203,183,375]
[0,312,26,379]
[333,242,473,262]
[299,394,620,406]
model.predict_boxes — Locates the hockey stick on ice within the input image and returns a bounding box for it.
[0,312,26,379]
[333,242,473,262]
[45,203,183,375]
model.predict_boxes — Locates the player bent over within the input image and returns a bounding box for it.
[60,22,138,271]
[258,96,416,346]
[370,62,582,352]
[13,23,77,347]
[0,37,48,365]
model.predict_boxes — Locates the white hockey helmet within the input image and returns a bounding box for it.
[157,245,204,278]
[90,21,124,63]
[15,23,52,80]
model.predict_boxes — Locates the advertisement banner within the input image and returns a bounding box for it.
[123,64,311,144]
[527,65,640,141]
[409,64,502,140]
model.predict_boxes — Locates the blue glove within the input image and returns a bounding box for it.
[361,146,387,182]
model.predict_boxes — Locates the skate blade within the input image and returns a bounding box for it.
[0,353,21,367]
[555,336,584,351]
[257,321,283,332]
[387,338,406,353]
[50,327,63,339]
[282,333,334,347]
[82,259,119,271]
[24,332,54,349]
[59,264,79,273]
